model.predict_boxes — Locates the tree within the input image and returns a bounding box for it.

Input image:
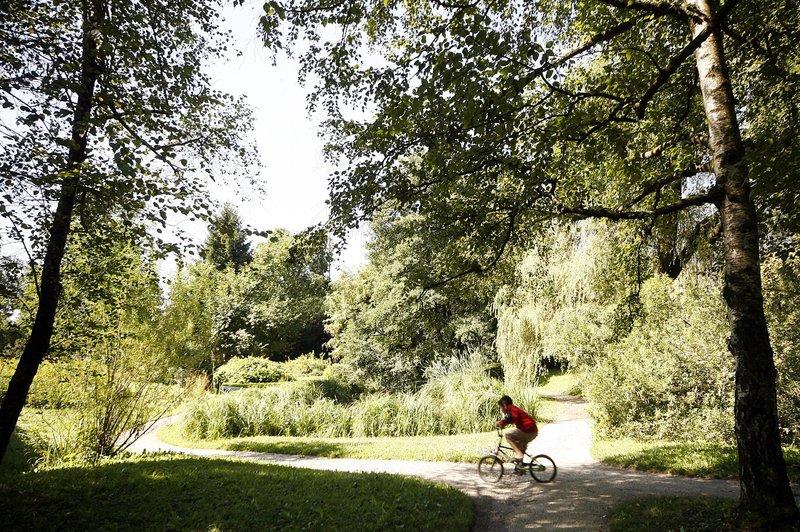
[326,209,501,391]
[259,0,799,524]
[0,252,24,358]
[161,228,330,367]
[157,262,218,373]
[0,0,257,464]
[199,203,253,272]
[245,229,331,360]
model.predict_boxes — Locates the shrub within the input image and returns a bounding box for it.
[213,357,290,389]
[13,347,183,469]
[281,353,330,378]
[17,359,88,409]
[763,254,800,445]
[584,275,734,441]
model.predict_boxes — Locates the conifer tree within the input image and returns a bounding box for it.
[200,204,253,272]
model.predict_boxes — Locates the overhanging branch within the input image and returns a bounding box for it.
[421,207,518,292]
[641,133,709,158]
[560,191,716,220]
[636,24,713,119]
[623,163,711,208]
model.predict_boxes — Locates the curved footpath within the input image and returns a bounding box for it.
[130,394,774,531]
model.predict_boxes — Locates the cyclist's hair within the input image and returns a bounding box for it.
[498,395,513,406]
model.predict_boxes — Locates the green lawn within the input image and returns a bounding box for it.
[609,496,736,532]
[0,455,473,531]
[0,431,35,479]
[596,438,800,531]
[538,370,580,395]
[160,424,499,462]
[592,437,800,483]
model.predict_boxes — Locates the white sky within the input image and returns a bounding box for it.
[181,2,368,275]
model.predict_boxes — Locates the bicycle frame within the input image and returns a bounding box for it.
[488,428,533,463]
[478,427,557,482]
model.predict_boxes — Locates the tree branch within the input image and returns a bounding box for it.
[560,190,717,220]
[547,16,646,71]
[641,133,709,159]
[636,24,713,119]
[623,163,711,209]
[633,0,741,119]
[106,103,182,174]
[3,212,40,297]
[421,207,518,292]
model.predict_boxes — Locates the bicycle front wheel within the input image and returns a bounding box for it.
[478,455,504,483]
[529,454,557,482]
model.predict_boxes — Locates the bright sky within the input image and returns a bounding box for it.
[185,1,368,274]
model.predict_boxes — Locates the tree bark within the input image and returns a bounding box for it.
[691,0,798,526]
[0,0,105,464]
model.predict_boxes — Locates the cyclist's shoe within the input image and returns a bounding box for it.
[510,457,523,464]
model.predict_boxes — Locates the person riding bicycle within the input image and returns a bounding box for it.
[496,395,538,466]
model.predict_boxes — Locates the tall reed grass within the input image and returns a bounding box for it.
[180,352,540,440]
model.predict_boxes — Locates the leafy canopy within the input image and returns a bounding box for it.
[254,0,798,279]
[0,0,260,261]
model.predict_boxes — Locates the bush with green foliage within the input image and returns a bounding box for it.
[763,252,800,445]
[585,275,733,441]
[213,357,290,389]
[282,353,330,377]
[1,359,84,409]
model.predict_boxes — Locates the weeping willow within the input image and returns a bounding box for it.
[493,221,611,386]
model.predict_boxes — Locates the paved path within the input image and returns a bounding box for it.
[130,393,748,531]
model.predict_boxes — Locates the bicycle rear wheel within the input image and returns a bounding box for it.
[478,455,504,482]
[529,454,557,482]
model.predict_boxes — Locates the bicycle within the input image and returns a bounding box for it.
[478,427,557,483]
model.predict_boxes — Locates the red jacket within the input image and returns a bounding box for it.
[499,405,537,433]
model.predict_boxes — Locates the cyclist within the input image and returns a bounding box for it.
[496,395,538,468]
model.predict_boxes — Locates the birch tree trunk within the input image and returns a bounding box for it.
[0,0,105,464]
[691,0,798,525]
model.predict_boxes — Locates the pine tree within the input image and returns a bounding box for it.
[200,204,253,272]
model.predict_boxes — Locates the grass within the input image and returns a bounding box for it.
[609,496,736,532]
[0,431,35,479]
[160,373,571,461]
[532,369,580,424]
[538,370,580,395]
[160,424,500,462]
[592,437,800,483]
[535,396,564,423]
[0,455,474,531]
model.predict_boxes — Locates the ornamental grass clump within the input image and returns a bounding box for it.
[181,351,522,440]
